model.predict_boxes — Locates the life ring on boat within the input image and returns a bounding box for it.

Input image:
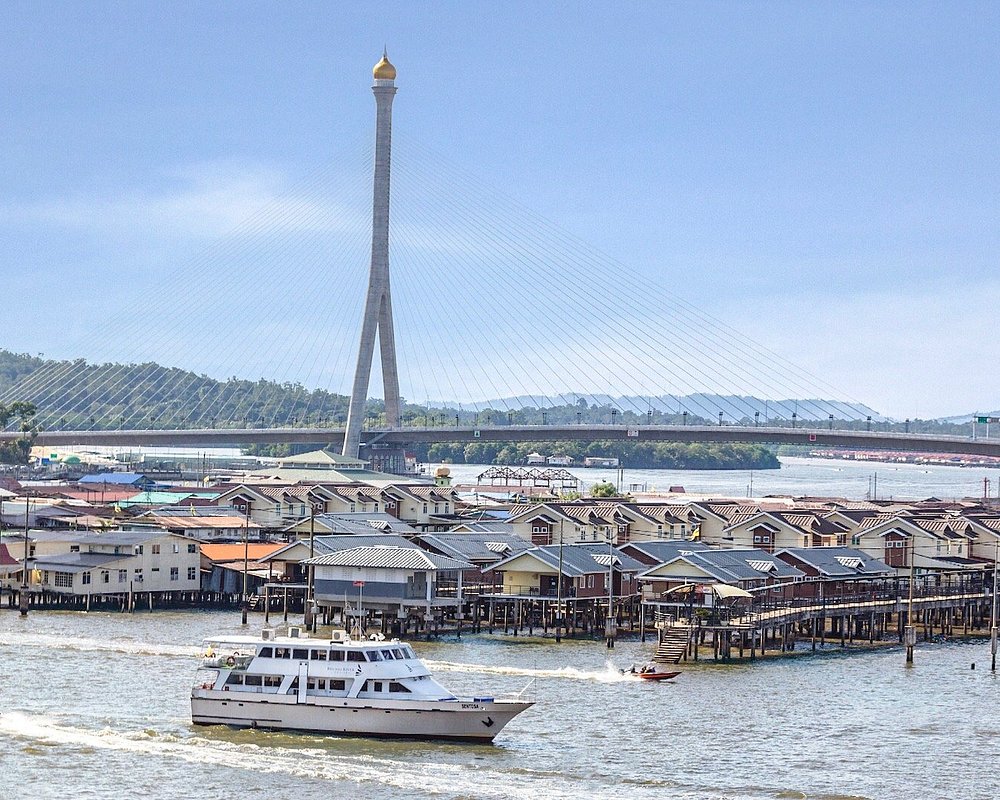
[225,655,236,667]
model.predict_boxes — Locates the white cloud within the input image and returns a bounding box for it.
[5,161,361,240]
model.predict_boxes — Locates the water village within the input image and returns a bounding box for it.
[2,447,998,668]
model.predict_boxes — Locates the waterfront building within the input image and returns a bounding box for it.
[636,547,805,603]
[773,546,894,598]
[507,500,689,546]
[25,529,201,597]
[262,534,420,584]
[199,542,287,595]
[215,476,458,532]
[716,510,851,552]
[282,511,420,538]
[851,514,982,574]
[303,545,471,623]
[487,543,645,600]
[130,512,263,542]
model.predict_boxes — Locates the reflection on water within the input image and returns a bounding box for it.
[3,609,999,799]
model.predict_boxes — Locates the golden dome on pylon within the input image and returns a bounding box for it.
[373,51,396,80]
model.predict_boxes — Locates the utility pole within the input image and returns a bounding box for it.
[905,538,916,665]
[605,532,616,649]
[991,541,998,672]
[555,519,564,643]
[19,492,30,617]
[304,501,319,632]
[241,501,251,625]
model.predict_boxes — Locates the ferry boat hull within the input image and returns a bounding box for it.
[191,690,531,742]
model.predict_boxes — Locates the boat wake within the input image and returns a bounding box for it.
[0,632,199,658]
[0,711,585,800]
[423,659,634,683]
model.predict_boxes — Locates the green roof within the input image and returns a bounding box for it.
[120,491,208,507]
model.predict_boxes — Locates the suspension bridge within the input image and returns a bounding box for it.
[2,54,992,461]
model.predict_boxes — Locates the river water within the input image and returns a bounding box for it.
[2,610,998,800]
[3,456,1000,799]
[443,455,1000,502]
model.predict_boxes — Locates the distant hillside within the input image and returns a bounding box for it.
[0,349,352,430]
[427,392,884,423]
[0,349,967,436]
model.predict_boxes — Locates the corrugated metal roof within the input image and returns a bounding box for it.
[303,546,470,571]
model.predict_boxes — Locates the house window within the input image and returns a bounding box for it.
[70,545,80,553]
[187,567,197,581]
[173,543,179,554]
[422,504,428,513]
[102,570,110,584]
[151,544,161,555]
[188,543,197,553]
[350,503,356,512]
[54,572,73,588]
[118,569,127,583]
[135,545,143,555]
[170,567,179,581]
[82,572,92,585]
[134,569,143,583]
[373,503,379,512]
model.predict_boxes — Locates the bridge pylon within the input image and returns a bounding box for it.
[342,51,402,459]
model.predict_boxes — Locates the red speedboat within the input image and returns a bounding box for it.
[637,669,681,681]
[623,664,681,681]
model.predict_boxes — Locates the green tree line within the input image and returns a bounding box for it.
[414,440,780,470]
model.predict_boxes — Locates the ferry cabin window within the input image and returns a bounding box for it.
[369,650,384,662]
[273,647,290,658]
[244,675,263,687]
[380,649,396,660]
[389,682,411,693]
[328,650,345,661]
[264,676,281,688]
[258,647,273,658]
[309,649,328,661]
[292,648,308,660]
[402,646,416,659]
[346,651,368,662]
[391,649,404,659]
[225,673,244,686]
[330,679,346,690]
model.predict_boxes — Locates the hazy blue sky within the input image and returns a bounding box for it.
[2,2,998,419]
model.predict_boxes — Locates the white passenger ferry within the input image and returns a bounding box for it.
[191,628,533,742]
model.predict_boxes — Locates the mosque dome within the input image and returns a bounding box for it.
[373,52,396,80]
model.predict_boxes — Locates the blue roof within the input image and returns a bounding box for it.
[78,473,151,486]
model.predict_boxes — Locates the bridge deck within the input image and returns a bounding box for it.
[10,424,1000,457]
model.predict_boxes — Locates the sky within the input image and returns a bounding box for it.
[2,1,999,420]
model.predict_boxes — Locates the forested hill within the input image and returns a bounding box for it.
[0,349,976,438]
[0,350,351,429]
